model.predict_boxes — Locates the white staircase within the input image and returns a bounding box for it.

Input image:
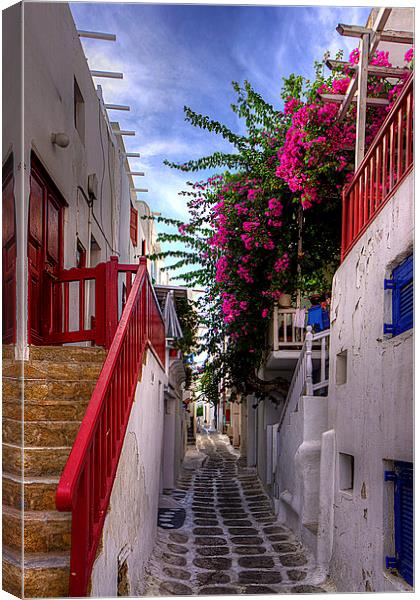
[269,326,330,556]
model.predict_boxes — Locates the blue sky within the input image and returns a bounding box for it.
[71,3,371,288]
[70,3,371,224]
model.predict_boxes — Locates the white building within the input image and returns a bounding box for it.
[245,6,414,593]
[2,3,185,596]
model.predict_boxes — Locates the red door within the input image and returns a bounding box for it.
[28,156,65,344]
[2,157,16,344]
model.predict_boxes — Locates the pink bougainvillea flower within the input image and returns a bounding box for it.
[349,48,360,65]
[405,47,414,63]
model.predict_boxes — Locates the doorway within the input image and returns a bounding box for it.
[28,154,66,344]
[2,155,16,344]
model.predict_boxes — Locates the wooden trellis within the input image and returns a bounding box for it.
[318,7,413,169]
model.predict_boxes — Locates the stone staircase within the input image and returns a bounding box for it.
[2,345,106,598]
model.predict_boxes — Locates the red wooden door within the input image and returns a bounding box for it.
[2,157,16,343]
[28,157,65,344]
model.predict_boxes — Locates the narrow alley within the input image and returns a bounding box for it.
[143,434,333,595]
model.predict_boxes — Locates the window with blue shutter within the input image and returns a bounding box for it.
[384,461,413,586]
[384,254,413,336]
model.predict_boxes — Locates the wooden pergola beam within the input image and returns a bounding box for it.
[319,93,389,106]
[325,59,409,79]
[90,70,123,79]
[379,30,414,44]
[355,32,370,166]
[336,23,371,38]
[336,24,413,45]
[78,30,116,41]
[336,8,392,125]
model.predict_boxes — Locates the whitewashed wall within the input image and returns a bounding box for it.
[90,350,167,596]
[2,3,145,353]
[371,8,414,67]
[327,172,413,592]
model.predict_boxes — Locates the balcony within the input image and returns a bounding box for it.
[265,303,331,374]
[341,74,413,261]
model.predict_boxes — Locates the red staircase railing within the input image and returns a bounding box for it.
[341,74,413,260]
[55,258,165,596]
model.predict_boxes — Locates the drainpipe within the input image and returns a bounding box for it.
[85,199,93,330]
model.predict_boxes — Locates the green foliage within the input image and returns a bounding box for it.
[149,63,358,404]
[173,297,199,357]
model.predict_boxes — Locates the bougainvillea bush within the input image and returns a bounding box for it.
[148,47,413,405]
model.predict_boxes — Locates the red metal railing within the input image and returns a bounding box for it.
[341,74,413,260]
[55,258,165,596]
[46,256,147,349]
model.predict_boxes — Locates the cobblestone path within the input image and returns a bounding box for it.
[143,433,332,595]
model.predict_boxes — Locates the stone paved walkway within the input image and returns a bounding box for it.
[142,433,333,595]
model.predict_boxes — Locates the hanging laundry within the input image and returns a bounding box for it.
[293,308,306,328]
[307,305,330,332]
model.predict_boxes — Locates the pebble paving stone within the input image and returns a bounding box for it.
[233,545,267,555]
[194,519,219,526]
[238,556,275,569]
[239,570,283,584]
[143,433,332,595]
[196,546,230,557]
[193,557,232,570]
[198,587,238,595]
[288,570,308,581]
[194,536,228,546]
[169,532,188,544]
[163,567,192,581]
[197,572,231,585]
[167,544,189,555]
[292,585,327,593]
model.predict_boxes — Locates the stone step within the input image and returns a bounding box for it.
[3,418,81,448]
[3,472,60,511]
[3,377,97,402]
[3,546,70,598]
[3,505,72,553]
[29,344,106,363]
[3,396,89,421]
[3,443,72,477]
[2,344,15,360]
[2,344,106,363]
[2,359,103,380]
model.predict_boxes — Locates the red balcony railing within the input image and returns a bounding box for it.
[341,74,413,260]
[55,258,165,596]
[45,256,165,355]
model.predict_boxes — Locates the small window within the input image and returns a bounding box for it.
[130,205,138,246]
[141,239,146,256]
[384,461,413,586]
[74,78,85,142]
[339,453,354,492]
[384,255,413,337]
[76,239,86,268]
[336,350,348,385]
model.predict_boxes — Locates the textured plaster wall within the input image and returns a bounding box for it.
[2,3,150,354]
[327,173,413,592]
[369,8,414,67]
[276,395,328,558]
[90,350,167,596]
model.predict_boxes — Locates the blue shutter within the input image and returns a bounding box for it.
[384,255,413,336]
[387,461,413,586]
